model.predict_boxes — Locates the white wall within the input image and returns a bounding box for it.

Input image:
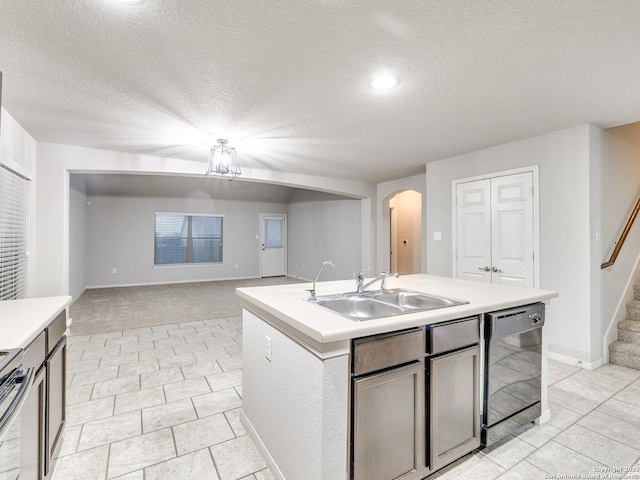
[0,108,37,297]
[85,195,287,287]
[426,125,593,363]
[287,189,361,282]
[69,175,87,300]
[376,173,427,275]
[592,122,640,361]
[1,108,36,174]
[242,310,349,480]
[34,142,375,297]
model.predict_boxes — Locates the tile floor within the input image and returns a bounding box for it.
[55,316,640,480]
[54,317,273,480]
[434,361,640,480]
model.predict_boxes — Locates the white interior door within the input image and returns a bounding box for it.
[455,172,535,287]
[260,214,287,277]
[455,180,492,283]
[490,172,534,288]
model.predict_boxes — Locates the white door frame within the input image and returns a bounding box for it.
[390,206,398,274]
[452,165,541,289]
[259,213,287,277]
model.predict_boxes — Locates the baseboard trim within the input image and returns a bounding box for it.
[547,351,605,371]
[536,408,551,425]
[86,275,262,289]
[288,274,313,282]
[240,409,286,480]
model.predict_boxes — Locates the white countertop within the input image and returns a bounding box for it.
[0,296,72,349]
[237,274,557,348]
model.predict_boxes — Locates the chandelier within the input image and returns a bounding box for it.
[205,139,241,179]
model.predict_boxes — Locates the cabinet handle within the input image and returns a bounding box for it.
[478,266,490,272]
[491,267,503,273]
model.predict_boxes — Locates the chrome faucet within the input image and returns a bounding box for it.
[306,261,335,301]
[356,271,399,295]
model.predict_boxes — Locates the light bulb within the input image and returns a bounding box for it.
[370,72,399,90]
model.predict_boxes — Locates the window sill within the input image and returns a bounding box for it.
[153,263,224,269]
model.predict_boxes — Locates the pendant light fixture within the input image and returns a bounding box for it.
[205,139,241,179]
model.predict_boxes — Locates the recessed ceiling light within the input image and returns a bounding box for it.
[370,72,399,91]
[113,0,142,4]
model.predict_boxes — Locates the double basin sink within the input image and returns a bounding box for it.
[312,288,468,321]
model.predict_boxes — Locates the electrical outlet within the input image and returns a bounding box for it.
[434,232,442,241]
[265,336,272,362]
[235,264,239,269]
[112,268,117,274]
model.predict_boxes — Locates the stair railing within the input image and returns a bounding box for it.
[602,193,640,269]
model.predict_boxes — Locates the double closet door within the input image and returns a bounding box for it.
[455,171,535,288]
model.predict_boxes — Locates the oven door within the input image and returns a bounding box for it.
[0,366,34,480]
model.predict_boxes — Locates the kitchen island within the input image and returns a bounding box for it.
[237,274,557,480]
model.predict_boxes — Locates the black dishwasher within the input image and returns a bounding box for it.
[482,302,545,447]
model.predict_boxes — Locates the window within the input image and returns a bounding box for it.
[0,164,29,300]
[155,213,223,265]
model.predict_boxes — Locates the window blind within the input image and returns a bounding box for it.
[154,213,223,265]
[0,164,28,300]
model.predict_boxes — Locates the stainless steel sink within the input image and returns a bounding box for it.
[316,296,404,320]
[312,289,467,321]
[371,289,467,310]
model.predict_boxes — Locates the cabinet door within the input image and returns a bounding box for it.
[45,336,66,477]
[429,345,480,472]
[352,362,424,480]
[20,366,46,480]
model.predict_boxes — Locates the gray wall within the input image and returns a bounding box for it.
[287,189,361,282]
[426,125,593,363]
[69,175,88,301]
[85,195,287,287]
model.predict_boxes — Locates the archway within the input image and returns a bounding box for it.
[383,189,423,275]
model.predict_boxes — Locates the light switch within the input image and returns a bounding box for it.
[434,232,442,241]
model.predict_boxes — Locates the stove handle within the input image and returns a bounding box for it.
[0,367,34,439]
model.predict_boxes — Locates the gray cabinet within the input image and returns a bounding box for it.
[353,362,424,480]
[45,336,66,476]
[428,345,481,471]
[350,319,483,479]
[20,310,67,480]
[351,328,424,480]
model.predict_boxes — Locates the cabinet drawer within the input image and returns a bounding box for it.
[24,331,46,371]
[428,317,479,355]
[353,328,423,376]
[46,310,66,353]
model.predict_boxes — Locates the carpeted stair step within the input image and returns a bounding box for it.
[617,320,640,344]
[610,341,640,370]
[626,300,640,321]
[635,284,640,301]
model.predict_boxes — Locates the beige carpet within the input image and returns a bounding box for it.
[69,276,305,335]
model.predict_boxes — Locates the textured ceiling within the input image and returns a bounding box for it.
[2,1,640,183]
